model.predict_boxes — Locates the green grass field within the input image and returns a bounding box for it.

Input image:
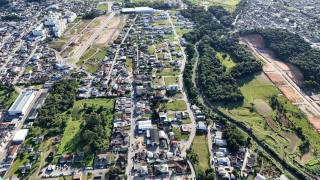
[97,3,108,11]
[219,73,320,174]
[215,52,236,72]
[164,100,187,111]
[192,135,210,173]
[0,87,18,109]
[153,68,180,76]
[77,46,107,73]
[190,0,240,12]
[57,98,115,155]
[126,57,133,72]
[164,76,179,85]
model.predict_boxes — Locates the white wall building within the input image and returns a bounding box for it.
[12,129,29,144]
[8,90,37,116]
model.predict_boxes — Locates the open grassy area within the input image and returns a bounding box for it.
[215,52,236,72]
[153,68,180,76]
[164,100,187,111]
[126,57,133,72]
[192,135,210,173]
[189,0,240,12]
[164,76,179,85]
[219,72,320,174]
[220,74,291,153]
[77,46,107,73]
[97,3,108,11]
[172,127,189,141]
[148,45,156,54]
[0,86,18,109]
[56,98,115,161]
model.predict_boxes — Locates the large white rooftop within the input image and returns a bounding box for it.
[8,90,37,115]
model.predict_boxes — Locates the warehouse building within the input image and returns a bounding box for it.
[8,90,37,116]
[121,7,155,14]
[12,129,29,144]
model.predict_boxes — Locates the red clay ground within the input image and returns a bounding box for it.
[307,116,320,132]
[265,72,286,85]
[279,86,302,103]
[242,34,265,48]
[262,64,275,72]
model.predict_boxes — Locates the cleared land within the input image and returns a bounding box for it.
[190,0,240,12]
[191,135,210,173]
[76,45,107,73]
[164,100,187,111]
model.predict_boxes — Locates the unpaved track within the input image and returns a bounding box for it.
[241,37,320,118]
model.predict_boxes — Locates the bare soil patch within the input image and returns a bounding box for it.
[307,116,320,132]
[95,15,126,45]
[265,72,286,85]
[262,64,275,72]
[279,86,302,103]
[242,34,265,48]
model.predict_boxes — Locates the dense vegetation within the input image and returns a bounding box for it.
[0,85,17,109]
[181,5,261,104]
[198,44,243,103]
[79,105,114,153]
[1,14,20,21]
[223,124,246,153]
[247,28,320,91]
[34,79,78,136]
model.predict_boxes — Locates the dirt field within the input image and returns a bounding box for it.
[307,116,320,132]
[265,72,286,85]
[279,86,302,103]
[262,64,275,72]
[95,15,127,45]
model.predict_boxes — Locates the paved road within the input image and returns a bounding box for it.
[167,11,196,179]
[105,15,137,84]
[1,90,44,176]
[242,38,320,117]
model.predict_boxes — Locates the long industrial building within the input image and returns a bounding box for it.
[121,7,155,14]
[8,90,37,116]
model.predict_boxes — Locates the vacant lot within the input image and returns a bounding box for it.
[77,45,107,73]
[57,98,115,157]
[164,100,187,111]
[192,135,210,173]
[220,73,302,163]
[164,76,179,85]
[190,0,240,12]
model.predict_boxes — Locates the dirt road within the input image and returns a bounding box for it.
[241,37,320,118]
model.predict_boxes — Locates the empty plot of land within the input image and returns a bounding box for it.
[307,116,320,133]
[265,72,286,85]
[262,64,275,72]
[95,15,127,45]
[279,86,302,103]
